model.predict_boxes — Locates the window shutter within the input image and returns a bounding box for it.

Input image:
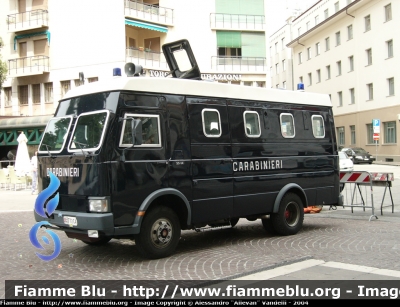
[217,31,242,48]
[241,33,266,57]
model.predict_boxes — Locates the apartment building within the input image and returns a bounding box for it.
[270,0,399,162]
[0,0,268,160]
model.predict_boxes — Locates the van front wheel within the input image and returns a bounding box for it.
[135,206,181,259]
[270,193,304,236]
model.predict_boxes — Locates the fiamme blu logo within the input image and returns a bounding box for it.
[29,172,62,261]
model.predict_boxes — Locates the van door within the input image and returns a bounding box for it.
[187,97,233,224]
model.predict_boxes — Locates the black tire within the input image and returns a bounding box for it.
[135,206,181,259]
[270,193,304,236]
[261,217,276,235]
[81,237,111,246]
[230,218,239,227]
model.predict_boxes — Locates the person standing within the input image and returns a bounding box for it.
[31,151,38,194]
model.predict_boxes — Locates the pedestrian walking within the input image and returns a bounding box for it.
[31,151,38,194]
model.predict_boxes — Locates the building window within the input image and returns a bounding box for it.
[18,85,28,106]
[366,48,372,65]
[75,79,83,87]
[275,42,278,53]
[298,52,303,64]
[347,25,353,40]
[337,127,345,146]
[270,66,273,76]
[44,82,53,103]
[282,81,286,89]
[282,59,286,71]
[307,47,311,60]
[315,15,319,25]
[365,15,371,31]
[350,88,355,104]
[299,76,303,84]
[275,63,279,74]
[338,91,343,107]
[306,21,310,31]
[367,83,373,100]
[243,81,252,86]
[349,56,354,71]
[387,39,393,58]
[281,37,285,50]
[325,37,330,51]
[32,84,40,104]
[350,125,356,144]
[388,77,395,96]
[88,77,98,83]
[326,65,331,79]
[308,73,312,86]
[335,32,341,46]
[367,124,378,144]
[255,81,265,87]
[324,9,329,19]
[385,4,392,22]
[384,121,396,143]
[4,87,12,107]
[334,2,339,12]
[315,42,320,55]
[61,81,71,97]
[337,61,342,76]
[298,27,301,36]
[317,69,321,83]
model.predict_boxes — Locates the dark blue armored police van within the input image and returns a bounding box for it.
[35,40,342,259]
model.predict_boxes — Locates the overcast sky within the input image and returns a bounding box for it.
[266,0,319,35]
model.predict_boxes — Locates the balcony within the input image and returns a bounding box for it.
[126,48,168,70]
[7,10,49,33]
[8,55,50,78]
[210,13,265,31]
[212,56,266,72]
[125,0,173,27]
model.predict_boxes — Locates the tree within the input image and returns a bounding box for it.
[0,36,8,90]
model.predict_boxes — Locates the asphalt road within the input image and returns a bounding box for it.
[1,163,400,299]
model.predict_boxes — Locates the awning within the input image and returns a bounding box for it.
[125,19,168,33]
[14,30,51,50]
[0,115,52,129]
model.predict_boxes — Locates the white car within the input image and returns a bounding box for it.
[339,151,354,172]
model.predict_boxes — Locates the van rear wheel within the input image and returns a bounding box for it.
[135,206,181,259]
[270,193,304,236]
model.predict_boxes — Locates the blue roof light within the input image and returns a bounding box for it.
[113,68,121,76]
[297,83,304,91]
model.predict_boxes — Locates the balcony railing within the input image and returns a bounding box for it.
[210,13,265,30]
[8,55,50,77]
[125,0,173,25]
[7,10,49,32]
[212,56,266,72]
[126,48,168,70]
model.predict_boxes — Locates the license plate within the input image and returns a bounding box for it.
[63,216,77,226]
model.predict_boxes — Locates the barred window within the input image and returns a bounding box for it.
[384,121,396,143]
[61,80,71,97]
[4,87,12,107]
[45,82,53,103]
[32,84,41,104]
[18,85,28,105]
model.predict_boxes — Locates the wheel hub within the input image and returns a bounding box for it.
[152,219,172,246]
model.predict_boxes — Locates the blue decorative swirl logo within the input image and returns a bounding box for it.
[29,172,62,261]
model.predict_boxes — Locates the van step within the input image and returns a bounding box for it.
[194,225,233,232]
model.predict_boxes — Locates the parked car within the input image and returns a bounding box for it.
[339,151,354,171]
[340,147,375,164]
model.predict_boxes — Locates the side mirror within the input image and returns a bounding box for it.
[131,119,142,145]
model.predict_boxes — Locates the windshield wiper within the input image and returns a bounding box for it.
[73,141,90,157]
[41,143,52,158]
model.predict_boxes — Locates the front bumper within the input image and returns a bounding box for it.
[34,210,115,236]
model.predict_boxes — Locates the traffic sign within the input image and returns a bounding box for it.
[372,119,380,133]
[373,133,379,140]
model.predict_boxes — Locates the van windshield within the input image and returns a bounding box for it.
[39,116,72,153]
[69,111,109,151]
